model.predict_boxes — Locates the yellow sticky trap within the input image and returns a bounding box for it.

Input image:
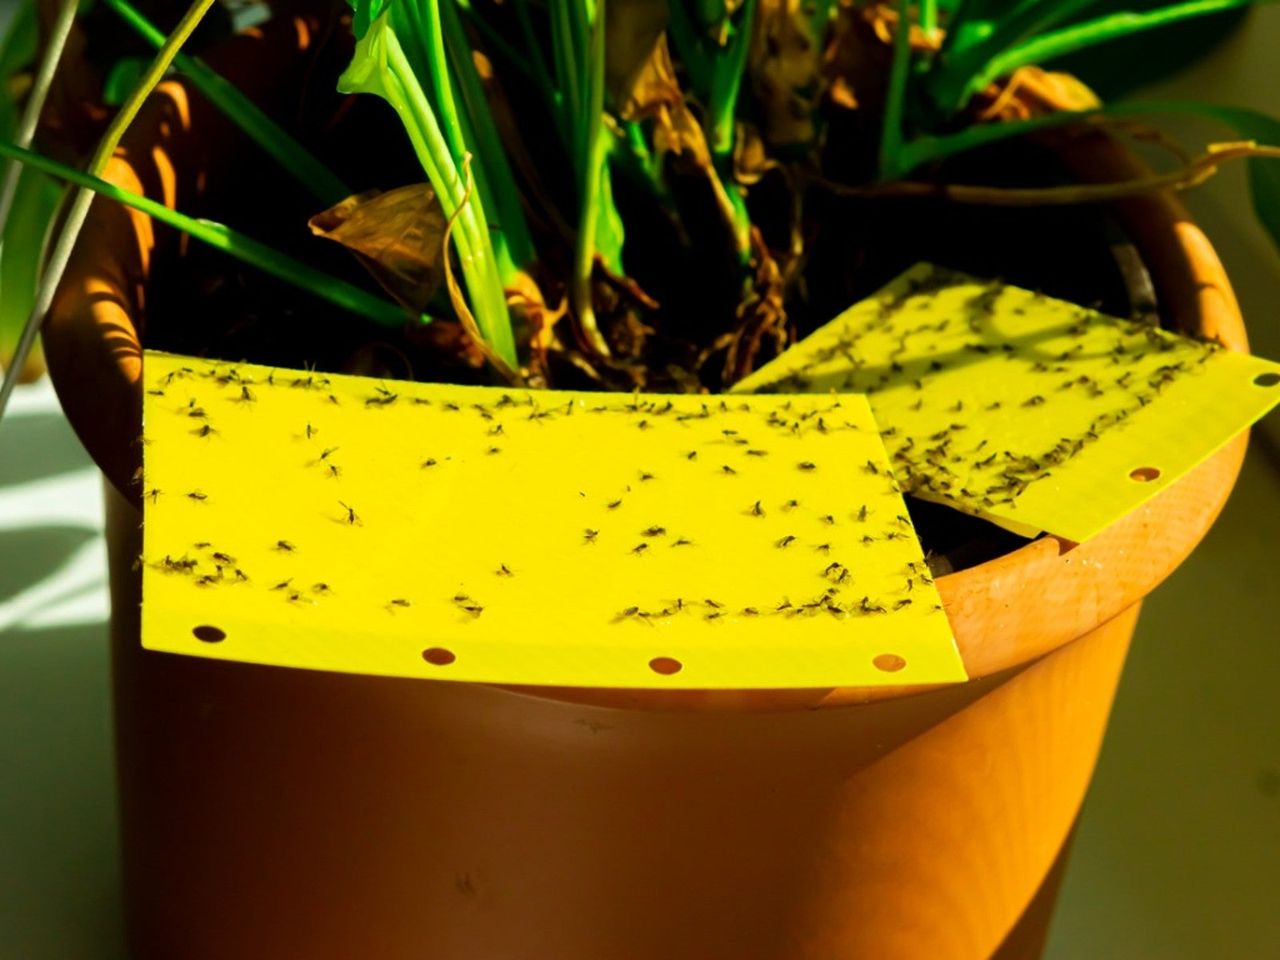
[733,264,1280,543]
[141,350,964,689]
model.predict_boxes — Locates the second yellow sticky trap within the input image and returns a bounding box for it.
[141,351,965,689]
[733,264,1280,542]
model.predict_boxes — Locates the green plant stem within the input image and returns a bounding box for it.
[920,0,938,35]
[0,0,77,380]
[879,0,914,179]
[927,0,1091,113]
[0,139,424,327]
[0,0,77,243]
[507,0,565,137]
[936,0,1003,62]
[550,0,584,136]
[709,0,757,264]
[453,0,541,83]
[572,0,612,356]
[707,0,757,161]
[378,22,516,366]
[659,0,754,264]
[103,0,350,204]
[408,0,520,285]
[441,0,536,273]
[338,11,516,364]
[667,0,712,99]
[0,0,218,427]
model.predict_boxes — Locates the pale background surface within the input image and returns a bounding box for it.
[0,6,1277,958]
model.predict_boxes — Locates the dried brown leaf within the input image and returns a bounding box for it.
[308,184,447,312]
[617,30,684,123]
[617,39,744,241]
[720,226,788,383]
[606,0,671,106]
[749,0,823,148]
[596,255,661,311]
[732,121,780,186]
[507,270,567,379]
[972,66,1101,122]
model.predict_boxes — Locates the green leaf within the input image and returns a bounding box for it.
[440,0,536,273]
[970,0,1271,101]
[879,0,914,179]
[339,6,517,367]
[596,147,626,271]
[104,0,349,203]
[348,0,393,40]
[1044,2,1246,99]
[0,137,420,329]
[0,167,58,376]
[0,0,49,376]
[927,0,1272,115]
[0,0,35,81]
[103,56,148,106]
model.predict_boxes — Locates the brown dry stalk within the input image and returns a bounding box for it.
[821,141,1280,206]
[1100,119,1194,167]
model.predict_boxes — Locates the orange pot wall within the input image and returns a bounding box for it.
[107,479,1134,960]
[46,16,1251,959]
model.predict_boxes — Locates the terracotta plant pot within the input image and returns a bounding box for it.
[42,17,1250,960]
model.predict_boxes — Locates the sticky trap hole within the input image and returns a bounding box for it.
[1254,372,1280,388]
[873,654,906,673]
[422,647,457,666]
[648,656,683,676]
[1129,466,1161,483]
[192,625,226,644]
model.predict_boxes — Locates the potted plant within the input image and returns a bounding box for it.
[2,1,1277,957]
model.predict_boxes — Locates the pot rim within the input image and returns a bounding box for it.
[42,57,1248,712]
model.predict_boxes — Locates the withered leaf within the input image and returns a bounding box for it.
[308,184,447,312]
[733,121,780,186]
[606,0,670,106]
[619,34,717,172]
[750,0,824,148]
[618,33,749,266]
[617,30,684,124]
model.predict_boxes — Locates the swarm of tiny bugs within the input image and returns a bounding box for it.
[145,359,958,668]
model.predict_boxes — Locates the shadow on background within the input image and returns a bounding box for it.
[0,526,99,604]
[0,622,125,960]
[0,413,95,488]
